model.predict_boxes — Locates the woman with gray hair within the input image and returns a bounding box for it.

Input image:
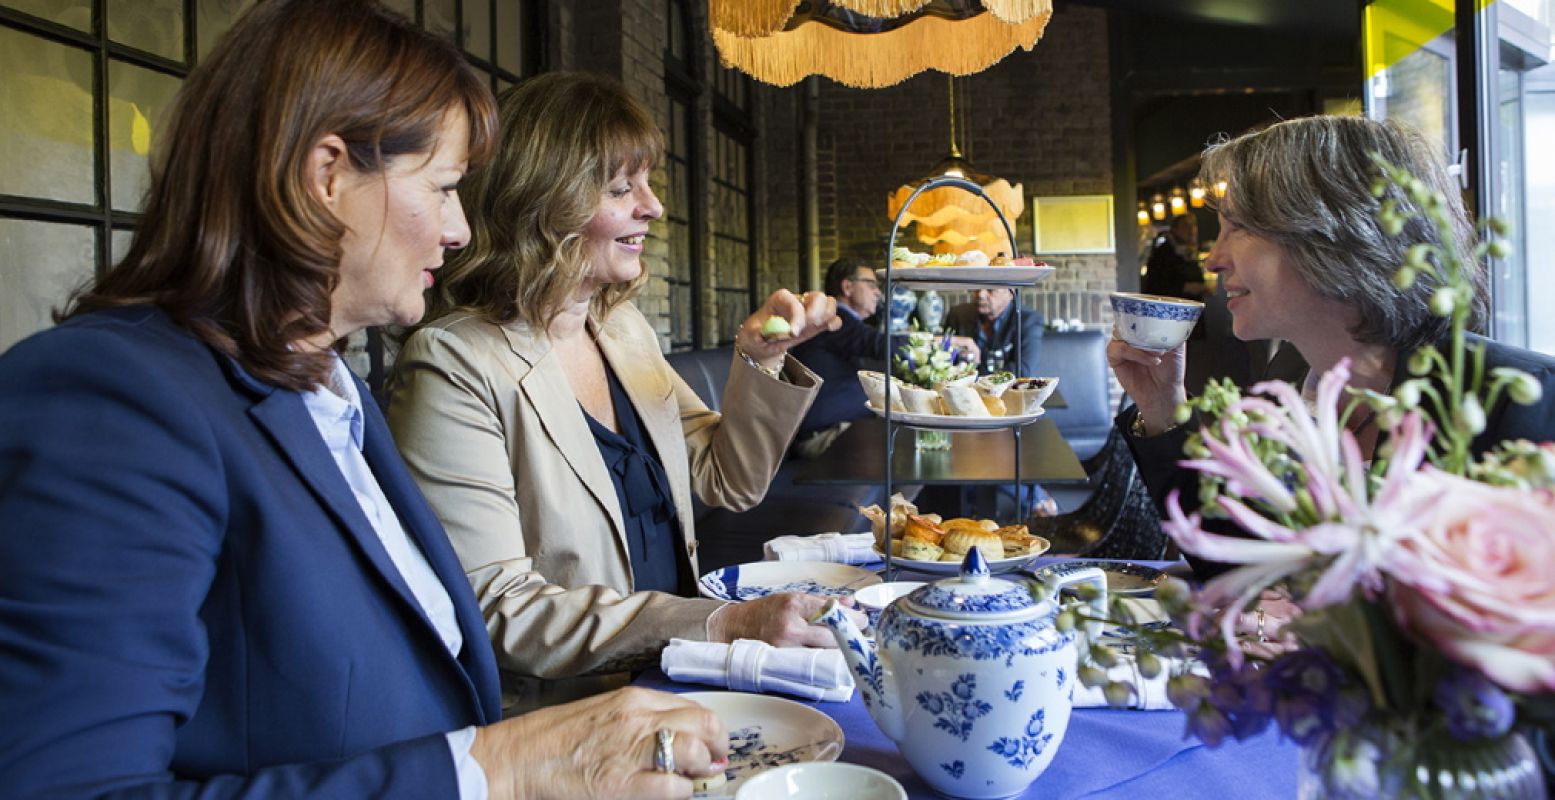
[1111,115,1555,560]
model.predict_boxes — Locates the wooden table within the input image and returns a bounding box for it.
[793,416,1088,486]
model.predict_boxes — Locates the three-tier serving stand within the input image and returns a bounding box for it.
[878,176,1055,581]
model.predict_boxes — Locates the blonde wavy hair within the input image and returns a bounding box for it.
[427,71,663,330]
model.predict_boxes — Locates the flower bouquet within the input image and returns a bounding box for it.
[1069,162,1555,798]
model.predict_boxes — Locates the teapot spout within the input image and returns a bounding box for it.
[809,599,903,742]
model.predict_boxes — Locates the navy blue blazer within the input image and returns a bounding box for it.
[790,308,890,436]
[0,307,501,797]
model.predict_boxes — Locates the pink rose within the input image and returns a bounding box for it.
[1387,468,1555,693]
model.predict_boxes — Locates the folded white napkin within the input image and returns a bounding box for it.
[763,532,878,565]
[1073,597,1195,711]
[661,638,855,703]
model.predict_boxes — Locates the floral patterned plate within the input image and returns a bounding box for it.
[697,561,881,602]
[683,691,845,798]
[1028,559,1166,596]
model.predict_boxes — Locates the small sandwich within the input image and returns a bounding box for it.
[1005,377,1059,414]
[975,371,1016,398]
[955,249,990,267]
[899,385,942,415]
[938,384,989,417]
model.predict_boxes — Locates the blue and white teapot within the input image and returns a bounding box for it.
[811,550,1106,799]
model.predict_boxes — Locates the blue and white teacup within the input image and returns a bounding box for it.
[1109,292,1204,352]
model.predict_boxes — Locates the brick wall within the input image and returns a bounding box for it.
[547,2,1118,350]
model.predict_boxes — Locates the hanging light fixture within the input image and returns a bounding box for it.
[1150,193,1167,221]
[1136,201,1150,226]
[709,0,1054,89]
[886,76,1023,255]
[1168,187,1187,216]
[1214,179,1228,199]
[1188,177,1207,208]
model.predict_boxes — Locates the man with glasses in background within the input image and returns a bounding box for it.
[790,258,979,457]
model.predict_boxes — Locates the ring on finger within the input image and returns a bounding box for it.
[653,728,676,774]
[1255,608,1267,643]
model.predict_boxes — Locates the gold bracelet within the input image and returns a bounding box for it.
[1129,412,1178,438]
[736,346,783,380]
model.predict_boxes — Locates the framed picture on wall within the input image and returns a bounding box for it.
[1031,195,1115,255]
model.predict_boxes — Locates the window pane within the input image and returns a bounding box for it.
[0,219,96,354]
[109,61,182,212]
[494,0,524,74]
[108,0,186,62]
[0,28,95,205]
[1,0,91,31]
[424,0,456,41]
[110,228,135,267]
[464,0,491,61]
[667,0,685,61]
[197,0,255,63]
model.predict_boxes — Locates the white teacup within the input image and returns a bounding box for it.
[1109,292,1204,352]
[734,762,907,800]
[852,581,925,629]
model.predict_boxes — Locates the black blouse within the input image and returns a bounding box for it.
[582,368,683,595]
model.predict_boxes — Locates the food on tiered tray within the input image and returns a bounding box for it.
[926,253,957,267]
[955,249,990,267]
[759,315,792,339]
[898,384,942,415]
[980,394,1006,416]
[1005,377,1060,414]
[857,370,906,412]
[989,253,1013,267]
[941,527,1004,563]
[889,246,931,270]
[938,384,989,417]
[995,524,1045,557]
[975,371,1016,398]
[860,493,917,550]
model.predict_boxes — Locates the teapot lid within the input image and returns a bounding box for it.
[904,549,1045,620]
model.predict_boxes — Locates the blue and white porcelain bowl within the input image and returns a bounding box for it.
[698,561,881,602]
[1109,292,1203,352]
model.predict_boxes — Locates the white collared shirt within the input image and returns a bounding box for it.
[301,355,485,800]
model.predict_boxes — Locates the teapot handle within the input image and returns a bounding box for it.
[1047,567,1108,642]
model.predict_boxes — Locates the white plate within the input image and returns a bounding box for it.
[1029,559,1168,596]
[866,403,1045,431]
[697,561,881,602]
[685,691,846,799]
[876,265,1055,290]
[872,539,1050,576]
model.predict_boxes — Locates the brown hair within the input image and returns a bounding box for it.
[426,71,664,330]
[61,0,498,391]
[1199,115,1483,352]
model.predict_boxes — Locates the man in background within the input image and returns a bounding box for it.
[944,286,1043,379]
[1143,214,1207,301]
[790,258,978,458]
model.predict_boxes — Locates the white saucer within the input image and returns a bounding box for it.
[685,691,846,798]
[698,561,881,602]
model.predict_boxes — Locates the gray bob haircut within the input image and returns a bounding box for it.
[1198,115,1485,352]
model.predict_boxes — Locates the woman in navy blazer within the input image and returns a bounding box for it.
[0,2,724,798]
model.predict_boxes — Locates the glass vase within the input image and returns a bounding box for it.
[914,429,951,451]
[1297,715,1546,799]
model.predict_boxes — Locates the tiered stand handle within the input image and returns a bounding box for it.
[881,176,1024,581]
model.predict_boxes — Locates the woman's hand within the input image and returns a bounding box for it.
[707,592,866,649]
[1106,336,1187,435]
[735,289,842,371]
[472,686,728,800]
[1233,588,1302,660]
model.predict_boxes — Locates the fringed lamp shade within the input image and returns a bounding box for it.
[709,0,1054,89]
[888,151,1023,255]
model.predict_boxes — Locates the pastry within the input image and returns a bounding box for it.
[902,514,946,546]
[902,538,944,562]
[759,315,792,339]
[938,385,989,417]
[941,528,1004,562]
[995,524,1045,557]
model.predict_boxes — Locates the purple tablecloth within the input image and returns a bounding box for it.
[636,668,1296,798]
[659,558,1297,798]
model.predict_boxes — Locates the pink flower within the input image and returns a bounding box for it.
[1388,469,1555,693]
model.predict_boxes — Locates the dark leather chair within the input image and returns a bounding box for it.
[664,347,886,571]
[1033,329,1113,462]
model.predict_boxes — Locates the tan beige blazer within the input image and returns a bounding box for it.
[387,304,819,711]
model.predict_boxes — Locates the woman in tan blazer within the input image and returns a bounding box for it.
[388,72,862,713]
